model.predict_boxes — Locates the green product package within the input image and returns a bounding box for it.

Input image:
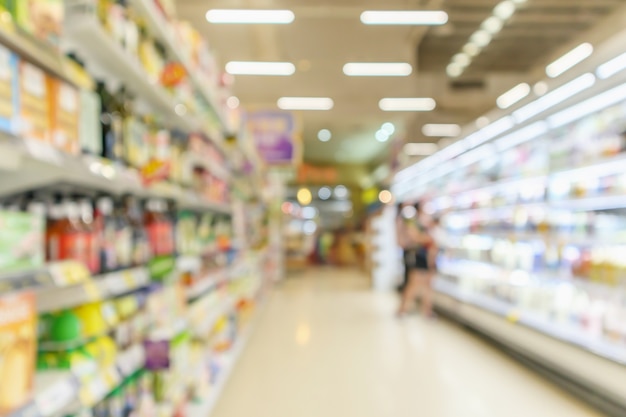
[0,210,44,275]
[148,255,176,281]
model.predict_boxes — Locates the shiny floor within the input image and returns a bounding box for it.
[213,268,603,417]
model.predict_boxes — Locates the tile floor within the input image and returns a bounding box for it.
[212,267,603,417]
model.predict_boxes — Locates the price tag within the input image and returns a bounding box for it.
[49,263,90,286]
[83,281,101,300]
[122,270,136,287]
[506,310,520,323]
[35,376,77,416]
[103,367,121,387]
[82,377,108,406]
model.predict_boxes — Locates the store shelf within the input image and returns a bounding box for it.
[0,135,231,214]
[434,280,626,415]
[35,267,150,313]
[0,260,90,294]
[550,194,626,211]
[435,278,626,363]
[186,269,229,301]
[189,296,237,339]
[0,15,70,87]
[62,7,198,131]
[186,319,256,417]
[128,0,227,132]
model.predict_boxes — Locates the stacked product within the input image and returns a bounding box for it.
[0,1,270,416]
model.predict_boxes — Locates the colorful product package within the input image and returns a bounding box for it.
[0,44,20,135]
[18,60,50,143]
[79,89,102,155]
[0,210,44,274]
[0,291,37,415]
[48,77,79,154]
[14,0,64,47]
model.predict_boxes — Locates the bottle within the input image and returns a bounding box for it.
[80,198,101,274]
[144,199,173,256]
[95,196,118,272]
[113,198,133,269]
[97,81,124,162]
[46,198,87,265]
[124,195,150,266]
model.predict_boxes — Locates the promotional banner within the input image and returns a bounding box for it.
[245,110,299,165]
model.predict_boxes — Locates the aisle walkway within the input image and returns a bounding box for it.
[213,268,602,417]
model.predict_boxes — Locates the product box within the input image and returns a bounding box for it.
[79,89,102,155]
[18,60,50,143]
[0,44,20,135]
[0,291,37,415]
[14,0,64,47]
[123,116,149,169]
[47,77,79,154]
[0,210,45,275]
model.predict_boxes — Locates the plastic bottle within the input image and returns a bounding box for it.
[80,198,101,274]
[95,196,118,272]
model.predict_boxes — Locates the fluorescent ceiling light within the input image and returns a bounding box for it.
[343,62,412,76]
[375,130,390,142]
[206,9,295,24]
[360,10,448,25]
[422,124,461,137]
[596,51,626,79]
[446,63,463,78]
[277,97,334,110]
[513,73,595,123]
[404,143,439,156]
[482,16,503,34]
[470,30,492,48]
[493,1,516,19]
[318,129,332,142]
[546,43,593,78]
[379,98,436,111]
[533,81,549,96]
[225,61,295,75]
[496,83,530,109]
[463,43,481,57]
[452,53,471,67]
[381,122,395,135]
[548,83,626,129]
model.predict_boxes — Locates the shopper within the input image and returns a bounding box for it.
[396,203,435,317]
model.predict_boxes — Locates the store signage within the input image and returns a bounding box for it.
[245,110,298,165]
[297,163,338,183]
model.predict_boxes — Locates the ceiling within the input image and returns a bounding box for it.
[177,0,626,168]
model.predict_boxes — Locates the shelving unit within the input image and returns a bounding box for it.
[127,0,227,132]
[393,27,626,417]
[0,2,270,417]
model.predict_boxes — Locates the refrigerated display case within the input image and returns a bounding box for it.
[393,28,626,417]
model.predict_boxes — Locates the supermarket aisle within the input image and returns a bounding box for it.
[213,268,601,417]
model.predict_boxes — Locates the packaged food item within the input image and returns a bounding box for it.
[0,44,20,135]
[0,291,37,415]
[97,81,124,162]
[0,209,45,274]
[46,199,88,265]
[19,60,50,143]
[79,89,103,155]
[144,199,174,257]
[123,114,149,169]
[94,197,118,272]
[47,77,79,154]
[79,198,100,274]
[14,0,64,47]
